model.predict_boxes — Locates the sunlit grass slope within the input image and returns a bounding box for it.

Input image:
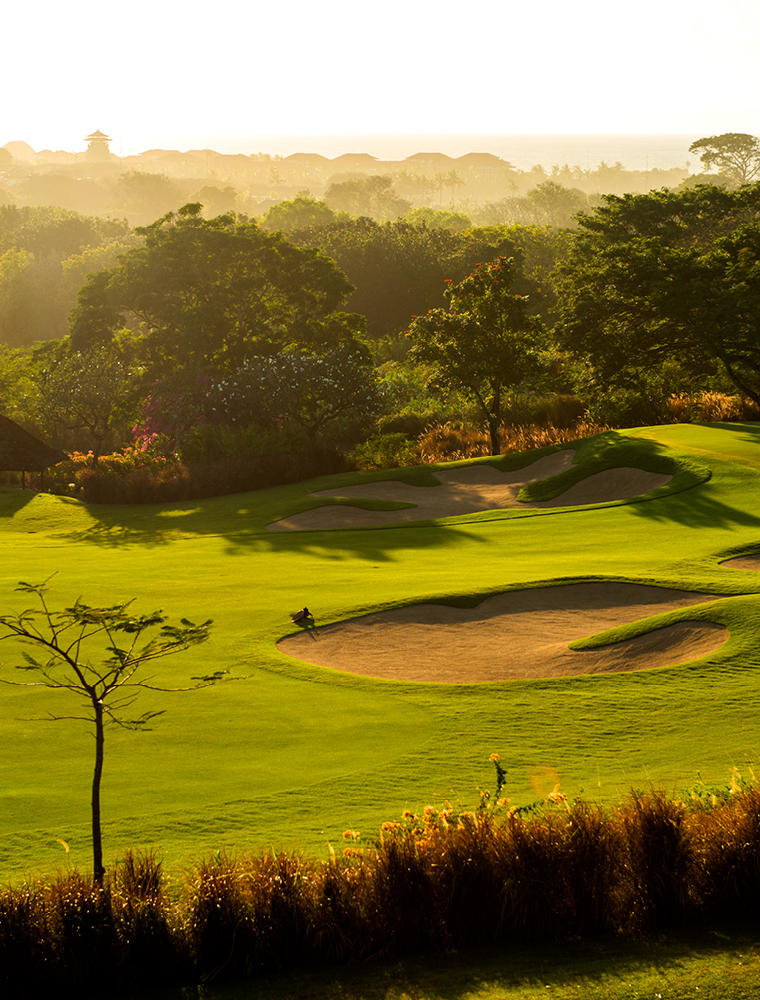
[2,423,760,881]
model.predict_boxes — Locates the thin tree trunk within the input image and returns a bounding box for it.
[472,387,502,456]
[487,415,501,456]
[718,351,760,408]
[92,701,105,886]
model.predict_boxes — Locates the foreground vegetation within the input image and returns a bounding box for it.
[3,783,760,997]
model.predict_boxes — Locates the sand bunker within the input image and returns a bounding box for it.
[277,583,727,682]
[721,554,760,571]
[268,452,672,531]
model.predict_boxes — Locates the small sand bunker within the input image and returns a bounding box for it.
[268,452,672,531]
[277,583,727,682]
[721,554,760,571]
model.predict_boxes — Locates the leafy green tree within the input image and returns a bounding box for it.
[524,181,591,228]
[0,344,36,418]
[291,218,526,342]
[193,185,238,218]
[13,175,112,217]
[114,171,189,226]
[208,338,382,437]
[0,579,214,885]
[555,184,760,404]
[0,205,128,259]
[403,207,472,232]
[478,183,593,230]
[70,204,357,372]
[261,196,338,234]
[324,175,410,221]
[0,249,69,346]
[31,337,143,456]
[0,207,132,347]
[61,236,142,301]
[407,258,543,455]
[689,133,760,186]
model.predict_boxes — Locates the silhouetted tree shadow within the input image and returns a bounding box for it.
[59,506,490,562]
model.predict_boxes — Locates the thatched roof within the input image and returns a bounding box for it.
[0,415,65,472]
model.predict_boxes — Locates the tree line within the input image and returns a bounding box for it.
[1,152,760,484]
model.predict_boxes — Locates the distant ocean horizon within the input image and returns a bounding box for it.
[207,133,698,172]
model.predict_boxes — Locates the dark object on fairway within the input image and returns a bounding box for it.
[291,607,315,625]
[291,606,317,640]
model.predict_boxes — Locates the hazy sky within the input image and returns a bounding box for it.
[3,0,759,155]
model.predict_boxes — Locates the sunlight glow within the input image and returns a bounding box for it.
[3,0,759,155]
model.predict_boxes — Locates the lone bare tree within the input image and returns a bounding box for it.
[0,579,216,885]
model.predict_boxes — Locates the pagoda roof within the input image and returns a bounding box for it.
[85,129,110,141]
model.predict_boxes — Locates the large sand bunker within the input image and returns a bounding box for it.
[277,583,727,682]
[268,452,672,531]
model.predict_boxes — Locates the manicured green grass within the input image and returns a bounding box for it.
[3,422,760,881]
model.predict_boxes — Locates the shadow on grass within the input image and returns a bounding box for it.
[702,421,760,448]
[164,925,760,1000]
[0,489,37,517]
[627,481,760,529]
[59,506,490,562]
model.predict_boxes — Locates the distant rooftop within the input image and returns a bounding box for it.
[406,152,455,162]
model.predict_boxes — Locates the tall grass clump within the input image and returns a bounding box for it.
[0,852,185,998]
[665,391,760,424]
[415,420,609,464]
[4,784,760,995]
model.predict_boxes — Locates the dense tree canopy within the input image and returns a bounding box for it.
[402,207,473,232]
[288,218,563,344]
[0,207,132,347]
[555,184,760,403]
[70,204,360,371]
[324,176,410,221]
[260,196,339,234]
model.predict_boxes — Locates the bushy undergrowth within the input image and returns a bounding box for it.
[355,390,760,470]
[356,420,610,468]
[3,786,760,996]
[35,391,758,498]
[46,435,349,504]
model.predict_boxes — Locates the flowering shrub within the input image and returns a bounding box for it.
[47,425,350,504]
[131,373,214,453]
[207,344,382,436]
[47,448,181,504]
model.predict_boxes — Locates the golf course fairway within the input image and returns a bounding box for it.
[2,421,760,882]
